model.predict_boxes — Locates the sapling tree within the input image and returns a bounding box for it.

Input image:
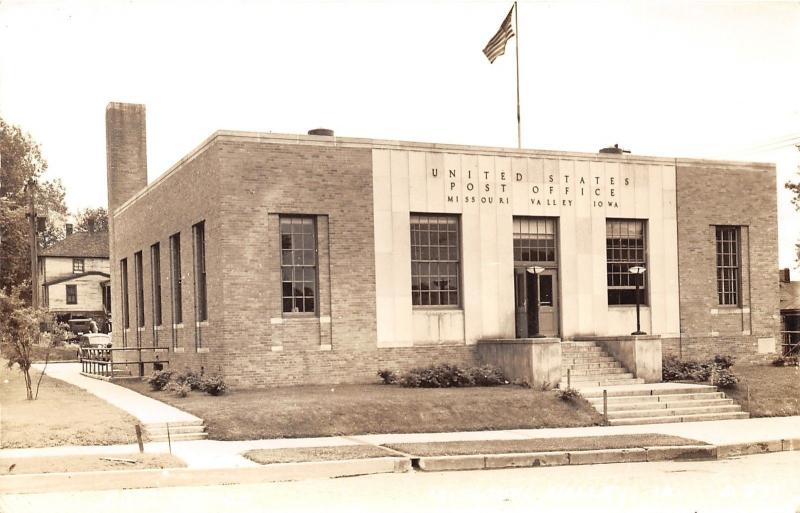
[0,288,48,400]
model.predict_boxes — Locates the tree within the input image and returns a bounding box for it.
[0,288,50,400]
[786,175,800,263]
[75,206,108,233]
[0,117,67,298]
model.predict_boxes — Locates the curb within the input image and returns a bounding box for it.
[415,439,798,472]
[0,457,411,495]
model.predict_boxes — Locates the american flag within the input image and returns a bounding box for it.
[482,6,515,63]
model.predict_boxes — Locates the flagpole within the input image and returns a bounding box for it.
[514,1,521,149]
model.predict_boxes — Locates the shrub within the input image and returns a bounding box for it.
[556,387,582,403]
[714,368,739,389]
[200,375,227,396]
[663,355,738,386]
[167,382,191,398]
[145,370,174,391]
[772,355,799,367]
[398,363,506,388]
[175,369,203,390]
[377,369,398,385]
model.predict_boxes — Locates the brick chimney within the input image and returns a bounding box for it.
[65,223,73,236]
[106,103,148,213]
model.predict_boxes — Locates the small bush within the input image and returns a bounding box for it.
[175,369,203,390]
[168,382,191,398]
[712,354,735,370]
[772,355,799,367]
[556,387,582,403]
[200,375,227,396]
[144,370,174,391]
[398,363,506,388]
[377,369,398,385]
[537,380,551,391]
[714,368,739,389]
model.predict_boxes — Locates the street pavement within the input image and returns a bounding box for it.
[2,450,799,513]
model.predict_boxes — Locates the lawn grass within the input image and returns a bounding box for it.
[120,380,604,440]
[0,363,140,448]
[0,453,185,475]
[31,345,79,363]
[385,434,706,457]
[244,445,399,464]
[726,363,800,417]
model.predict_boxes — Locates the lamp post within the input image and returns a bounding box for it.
[526,266,546,338]
[629,266,647,335]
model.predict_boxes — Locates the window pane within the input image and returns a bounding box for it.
[280,216,318,314]
[606,219,647,305]
[410,214,460,306]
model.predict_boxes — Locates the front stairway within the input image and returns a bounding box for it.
[561,341,645,387]
[561,340,749,425]
[580,384,749,425]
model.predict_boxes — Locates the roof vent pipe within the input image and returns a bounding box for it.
[308,128,334,137]
[599,144,630,155]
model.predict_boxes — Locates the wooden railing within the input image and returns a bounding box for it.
[79,347,169,379]
[780,330,800,357]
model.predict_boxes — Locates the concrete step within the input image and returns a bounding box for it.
[571,372,635,381]
[562,356,617,364]
[564,367,629,377]
[561,347,606,354]
[586,392,726,405]
[607,404,743,419]
[562,361,621,371]
[148,432,209,442]
[580,385,716,398]
[145,425,207,436]
[595,398,734,412]
[561,341,601,347]
[608,411,749,426]
[571,378,646,387]
[143,420,204,429]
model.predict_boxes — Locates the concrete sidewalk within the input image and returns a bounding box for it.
[32,363,201,426]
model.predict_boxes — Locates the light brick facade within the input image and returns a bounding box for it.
[106,103,779,386]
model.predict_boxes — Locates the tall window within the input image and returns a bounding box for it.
[280,216,317,314]
[410,214,460,307]
[72,259,84,273]
[192,222,208,322]
[120,258,130,330]
[513,217,557,263]
[716,226,740,306]
[134,251,145,328]
[606,219,647,305]
[169,233,182,325]
[151,243,162,327]
[65,284,77,305]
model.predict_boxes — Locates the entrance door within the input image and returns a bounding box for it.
[514,268,559,337]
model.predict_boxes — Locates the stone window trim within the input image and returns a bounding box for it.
[72,258,84,274]
[410,213,462,309]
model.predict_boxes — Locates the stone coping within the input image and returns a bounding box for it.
[478,338,561,345]
[570,335,661,341]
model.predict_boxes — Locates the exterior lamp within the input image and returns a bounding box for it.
[628,266,647,335]
[526,266,546,338]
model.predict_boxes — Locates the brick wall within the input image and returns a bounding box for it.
[674,160,779,360]
[112,137,223,375]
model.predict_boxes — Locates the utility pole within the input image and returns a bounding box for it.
[26,179,39,308]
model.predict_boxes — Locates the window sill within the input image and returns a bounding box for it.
[196,321,209,327]
[197,347,210,354]
[710,307,748,315]
[174,347,185,353]
[173,323,184,329]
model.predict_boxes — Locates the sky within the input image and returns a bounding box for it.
[1,0,799,269]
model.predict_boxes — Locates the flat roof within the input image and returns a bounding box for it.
[114,130,776,216]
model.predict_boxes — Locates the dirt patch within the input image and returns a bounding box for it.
[0,453,185,475]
